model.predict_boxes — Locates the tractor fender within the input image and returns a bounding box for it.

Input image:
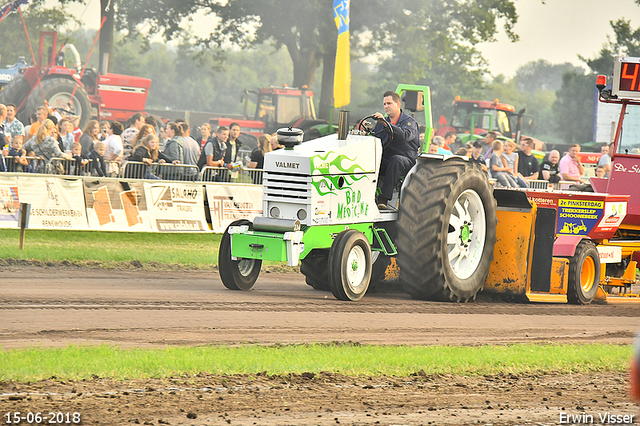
[401,154,468,194]
[553,235,587,257]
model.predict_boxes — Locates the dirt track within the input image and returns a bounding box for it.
[1,266,639,425]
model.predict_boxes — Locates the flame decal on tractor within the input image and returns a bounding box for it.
[310,152,370,196]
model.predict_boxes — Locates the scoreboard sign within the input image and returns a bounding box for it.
[612,56,640,99]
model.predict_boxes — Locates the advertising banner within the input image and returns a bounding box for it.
[0,175,19,228]
[205,184,263,233]
[84,180,152,232]
[17,176,89,230]
[145,182,209,232]
[556,199,604,236]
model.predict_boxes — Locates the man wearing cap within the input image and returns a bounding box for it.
[373,90,420,210]
[470,140,488,172]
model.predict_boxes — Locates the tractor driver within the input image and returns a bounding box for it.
[372,91,420,210]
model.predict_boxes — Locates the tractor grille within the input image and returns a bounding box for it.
[263,171,312,201]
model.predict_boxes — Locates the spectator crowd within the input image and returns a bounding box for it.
[422,128,610,189]
[0,102,280,182]
[0,101,610,189]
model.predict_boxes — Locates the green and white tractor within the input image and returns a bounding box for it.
[218,84,498,302]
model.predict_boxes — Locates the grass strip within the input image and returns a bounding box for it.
[0,230,221,269]
[0,343,632,382]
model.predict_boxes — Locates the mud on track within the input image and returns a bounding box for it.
[0,266,639,425]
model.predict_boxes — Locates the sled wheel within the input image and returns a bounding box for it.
[219,219,262,291]
[328,230,372,301]
[397,158,497,302]
[567,240,600,305]
[300,251,330,291]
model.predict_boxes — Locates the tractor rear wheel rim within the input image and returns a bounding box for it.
[581,256,596,293]
[238,258,255,277]
[447,189,486,280]
[49,92,83,118]
[346,244,366,292]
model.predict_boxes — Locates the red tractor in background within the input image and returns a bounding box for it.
[435,97,545,151]
[0,31,151,128]
[208,86,332,140]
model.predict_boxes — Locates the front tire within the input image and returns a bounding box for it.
[219,219,262,291]
[328,230,372,301]
[567,240,600,304]
[300,251,330,291]
[396,158,497,302]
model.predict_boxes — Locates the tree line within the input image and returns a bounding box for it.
[1,0,639,146]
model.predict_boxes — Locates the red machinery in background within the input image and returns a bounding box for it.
[0,31,150,128]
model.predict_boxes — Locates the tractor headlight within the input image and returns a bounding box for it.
[269,206,280,218]
[297,208,307,221]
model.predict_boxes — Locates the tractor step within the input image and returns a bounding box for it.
[373,227,397,256]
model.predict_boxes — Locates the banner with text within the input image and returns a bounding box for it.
[84,180,152,232]
[0,175,20,228]
[205,183,263,233]
[144,182,209,232]
[17,176,89,230]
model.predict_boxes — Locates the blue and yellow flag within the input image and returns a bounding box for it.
[333,0,351,107]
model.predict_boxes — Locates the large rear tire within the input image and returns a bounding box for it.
[567,240,600,305]
[219,219,262,291]
[300,251,330,291]
[0,76,31,119]
[328,230,372,301]
[396,158,497,302]
[368,252,392,291]
[25,78,92,129]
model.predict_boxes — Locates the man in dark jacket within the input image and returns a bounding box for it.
[373,91,420,209]
[223,122,243,167]
[197,126,229,170]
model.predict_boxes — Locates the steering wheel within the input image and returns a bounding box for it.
[357,115,393,143]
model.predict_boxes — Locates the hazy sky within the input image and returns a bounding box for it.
[478,0,640,76]
[58,0,639,77]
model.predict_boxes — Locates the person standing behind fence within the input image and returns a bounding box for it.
[4,104,25,140]
[131,124,155,150]
[80,120,100,157]
[103,121,124,176]
[23,119,70,173]
[248,134,271,170]
[70,116,82,142]
[58,118,75,152]
[130,134,168,180]
[488,140,517,188]
[85,140,107,177]
[501,140,527,188]
[0,104,8,149]
[162,122,184,180]
[121,112,145,162]
[27,106,50,140]
[99,120,110,141]
[247,134,271,184]
[163,122,184,164]
[180,122,200,180]
[198,123,212,150]
[8,135,28,172]
[224,122,242,168]
[197,125,228,171]
[70,142,89,175]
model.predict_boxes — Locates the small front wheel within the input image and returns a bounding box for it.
[219,220,262,290]
[328,230,372,301]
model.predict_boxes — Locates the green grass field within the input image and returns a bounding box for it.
[0,344,632,382]
[0,230,221,269]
